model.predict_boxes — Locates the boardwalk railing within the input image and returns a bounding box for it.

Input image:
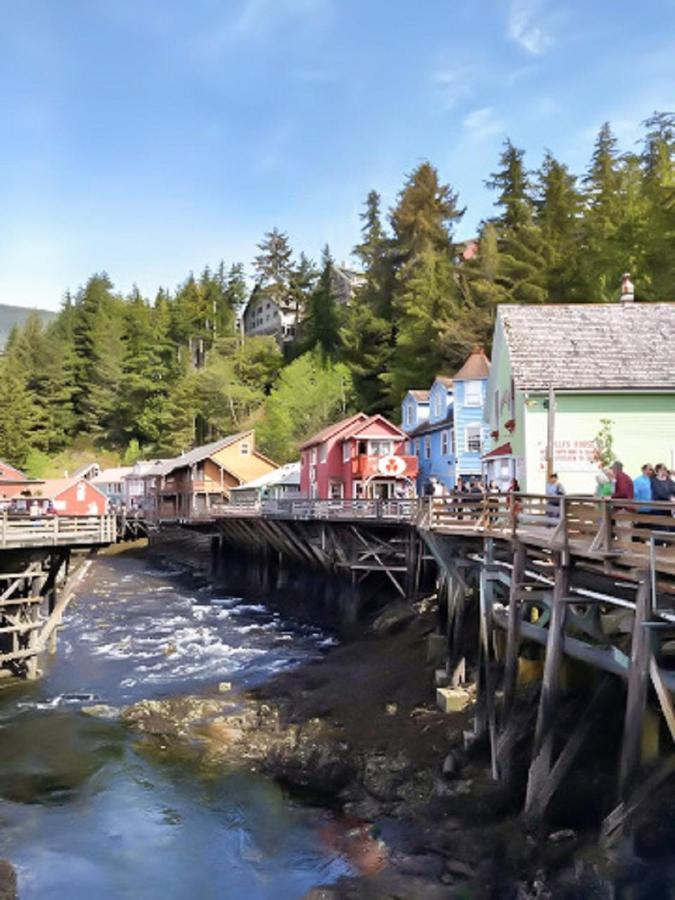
[0,514,117,549]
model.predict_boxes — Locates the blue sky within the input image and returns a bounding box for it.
[2,0,674,310]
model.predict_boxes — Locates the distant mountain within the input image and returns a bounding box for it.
[0,303,57,349]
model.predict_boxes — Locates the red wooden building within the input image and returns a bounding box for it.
[0,477,107,516]
[299,413,418,500]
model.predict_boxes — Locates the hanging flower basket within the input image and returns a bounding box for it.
[504,419,516,433]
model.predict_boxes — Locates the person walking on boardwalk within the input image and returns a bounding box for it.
[633,464,653,513]
[651,464,675,513]
[545,472,565,519]
[611,461,634,502]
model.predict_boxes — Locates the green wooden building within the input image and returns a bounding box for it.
[483,302,675,494]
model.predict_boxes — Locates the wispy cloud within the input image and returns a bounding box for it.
[508,0,552,55]
[462,107,505,141]
[433,64,476,110]
[233,0,331,39]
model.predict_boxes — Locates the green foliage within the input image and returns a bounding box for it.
[1,113,673,467]
[256,351,354,462]
[593,418,615,468]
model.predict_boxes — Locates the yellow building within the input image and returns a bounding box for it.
[148,431,277,521]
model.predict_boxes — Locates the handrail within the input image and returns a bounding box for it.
[0,513,116,548]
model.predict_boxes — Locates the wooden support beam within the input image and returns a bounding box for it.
[618,575,652,802]
[649,657,675,745]
[477,538,499,780]
[524,553,569,816]
[501,540,526,728]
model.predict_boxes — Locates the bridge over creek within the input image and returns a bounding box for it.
[180,492,675,840]
[0,513,116,679]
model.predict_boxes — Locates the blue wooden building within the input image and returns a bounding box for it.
[402,347,491,494]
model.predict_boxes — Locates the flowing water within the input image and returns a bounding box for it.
[0,553,350,899]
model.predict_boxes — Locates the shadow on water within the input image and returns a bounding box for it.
[0,553,352,899]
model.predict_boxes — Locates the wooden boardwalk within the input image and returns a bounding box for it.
[0,513,117,550]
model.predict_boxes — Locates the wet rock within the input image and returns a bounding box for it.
[217,681,232,693]
[342,795,383,820]
[441,750,465,779]
[361,751,410,800]
[547,828,576,845]
[391,851,444,879]
[444,858,475,879]
[0,860,17,900]
[371,603,416,635]
[81,704,121,719]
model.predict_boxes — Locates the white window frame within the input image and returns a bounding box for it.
[433,390,443,418]
[424,436,431,460]
[319,443,328,463]
[465,424,482,453]
[441,429,449,456]
[342,442,351,463]
[464,381,482,408]
[310,447,317,465]
[76,483,85,501]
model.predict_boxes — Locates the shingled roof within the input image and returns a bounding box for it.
[499,303,675,391]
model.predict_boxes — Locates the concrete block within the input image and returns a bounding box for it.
[437,687,471,714]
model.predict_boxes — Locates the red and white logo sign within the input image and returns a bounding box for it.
[377,455,406,476]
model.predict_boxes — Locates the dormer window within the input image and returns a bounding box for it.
[433,392,443,418]
[464,381,482,407]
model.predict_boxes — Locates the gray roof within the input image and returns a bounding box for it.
[499,303,675,391]
[158,433,252,476]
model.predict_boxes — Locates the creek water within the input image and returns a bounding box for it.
[0,553,351,899]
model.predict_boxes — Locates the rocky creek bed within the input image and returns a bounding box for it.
[120,603,635,899]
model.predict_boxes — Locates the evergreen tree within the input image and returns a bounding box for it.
[253,228,294,303]
[535,151,583,300]
[0,359,36,467]
[303,246,342,358]
[486,140,534,229]
[391,162,464,262]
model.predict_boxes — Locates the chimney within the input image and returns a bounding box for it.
[619,272,634,303]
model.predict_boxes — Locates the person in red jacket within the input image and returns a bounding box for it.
[611,461,634,500]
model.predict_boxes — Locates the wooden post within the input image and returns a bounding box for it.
[501,540,526,727]
[618,575,651,802]
[524,551,568,815]
[477,538,499,779]
[545,386,556,481]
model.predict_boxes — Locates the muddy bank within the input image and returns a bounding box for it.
[122,605,632,898]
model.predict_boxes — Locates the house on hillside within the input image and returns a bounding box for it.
[241,287,300,343]
[230,462,301,506]
[483,302,675,493]
[402,347,491,493]
[299,413,418,500]
[142,431,278,521]
[0,477,107,515]
[241,267,365,345]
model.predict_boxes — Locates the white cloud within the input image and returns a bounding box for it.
[233,0,330,39]
[433,65,475,110]
[508,0,552,55]
[462,107,505,141]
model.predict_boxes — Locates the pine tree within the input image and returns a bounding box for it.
[391,162,464,262]
[303,246,342,358]
[486,140,534,230]
[535,151,583,300]
[253,228,294,304]
[0,359,36,467]
[640,112,675,298]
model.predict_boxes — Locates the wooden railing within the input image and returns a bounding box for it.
[0,514,117,549]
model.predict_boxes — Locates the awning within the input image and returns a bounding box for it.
[481,442,513,460]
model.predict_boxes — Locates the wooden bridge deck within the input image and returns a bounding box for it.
[0,514,116,550]
[206,495,675,582]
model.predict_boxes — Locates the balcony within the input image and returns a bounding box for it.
[352,454,419,480]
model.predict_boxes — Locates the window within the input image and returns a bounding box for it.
[441,429,450,456]
[342,442,351,463]
[240,442,250,455]
[405,405,412,427]
[76,482,85,501]
[433,390,443,418]
[465,424,482,453]
[329,481,343,499]
[310,447,317,465]
[509,377,516,418]
[416,439,421,456]
[494,389,500,424]
[319,443,328,463]
[424,436,431,460]
[369,440,392,456]
[465,381,482,407]
[353,480,363,499]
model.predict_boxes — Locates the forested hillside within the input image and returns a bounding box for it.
[0,304,56,349]
[0,115,673,471]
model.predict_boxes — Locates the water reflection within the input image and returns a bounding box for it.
[0,554,350,899]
